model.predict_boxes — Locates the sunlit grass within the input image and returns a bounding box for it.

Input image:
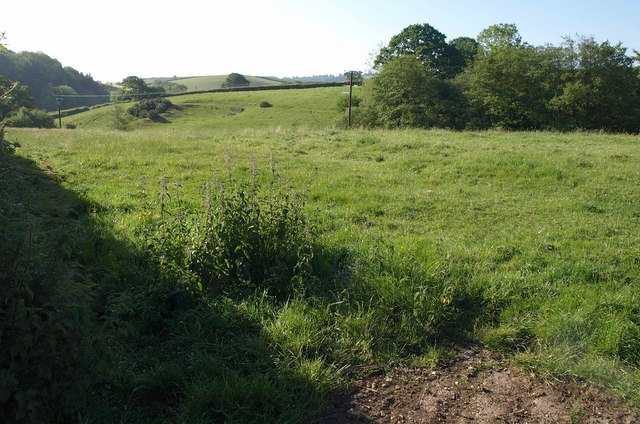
[7,123,640,420]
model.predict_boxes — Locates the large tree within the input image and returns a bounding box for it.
[548,36,640,132]
[367,55,468,128]
[477,23,523,52]
[222,73,251,88]
[449,37,480,68]
[462,24,563,129]
[121,75,152,95]
[374,23,464,79]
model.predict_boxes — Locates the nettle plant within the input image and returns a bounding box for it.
[147,164,314,301]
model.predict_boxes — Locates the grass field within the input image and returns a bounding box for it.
[65,86,352,131]
[148,74,290,92]
[3,89,640,422]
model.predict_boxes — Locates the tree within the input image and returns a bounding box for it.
[344,70,363,84]
[120,75,152,96]
[449,37,480,68]
[368,56,437,127]
[462,24,562,129]
[549,36,640,132]
[374,23,464,79]
[0,47,107,110]
[222,73,250,88]
[0,76,35,120]
[477,23,523,52]
[0,32,13,101]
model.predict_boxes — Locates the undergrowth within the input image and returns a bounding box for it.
[0,132,96,423]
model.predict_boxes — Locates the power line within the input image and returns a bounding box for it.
[51,92,167,98]
[51,94,111,98]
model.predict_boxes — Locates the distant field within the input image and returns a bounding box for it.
[63,86,353,130]
[157,74,289,91]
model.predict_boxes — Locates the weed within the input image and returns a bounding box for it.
[147,171,314,300]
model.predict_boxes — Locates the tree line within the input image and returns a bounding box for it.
[0,48,108,111]
[351,23,640,133]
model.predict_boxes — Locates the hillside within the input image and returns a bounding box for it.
[62,85,354,130]
[0,49,108,110]
[146,74,291,92]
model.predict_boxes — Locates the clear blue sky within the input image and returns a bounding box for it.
[3,0,639,83]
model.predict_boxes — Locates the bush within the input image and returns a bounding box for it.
[336,93,361,112]
[4,108,54,128]
[127,98,173,119]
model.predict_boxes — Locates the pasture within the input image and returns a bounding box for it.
[63,86,351,131]
[148,74,289,92]
[4,87,640,421]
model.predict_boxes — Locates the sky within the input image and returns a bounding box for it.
[3,0,639,83]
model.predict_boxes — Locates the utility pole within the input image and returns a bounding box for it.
[348,71,353,128]
[56,97,62,129]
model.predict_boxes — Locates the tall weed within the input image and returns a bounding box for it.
[146,170,314,301]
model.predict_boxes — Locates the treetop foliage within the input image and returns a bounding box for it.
[374,23,466,79]
[477,23,523,52]
[121,75,152,95]
[356,23,640,132]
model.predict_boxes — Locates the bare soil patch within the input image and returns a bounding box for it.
[316,346,639,423]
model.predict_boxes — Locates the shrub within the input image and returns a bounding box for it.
[4,107,54,128]
[127,98,173,119]
[336,94,361,112]
[228,106,244,115]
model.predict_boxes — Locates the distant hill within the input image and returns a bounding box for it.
[146,74,291,92]
[0,49,108,110]
[143,73,369,92]
[282,74,347,83]
[62,85,349,130]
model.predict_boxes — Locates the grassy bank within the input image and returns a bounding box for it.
[3,124,639,421]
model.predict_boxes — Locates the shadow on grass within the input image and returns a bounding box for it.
[0,150,327,423]
[150,115,171,124]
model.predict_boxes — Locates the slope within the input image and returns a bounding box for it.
[61,85,352,130]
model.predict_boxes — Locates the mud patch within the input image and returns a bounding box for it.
[316,346,639,423]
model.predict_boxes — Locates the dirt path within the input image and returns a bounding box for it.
[316,346,639,423]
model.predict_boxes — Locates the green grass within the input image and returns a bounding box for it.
[168,74,288,91]
[3,95,640,421]
[64,86,350,131]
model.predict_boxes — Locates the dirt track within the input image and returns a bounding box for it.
[316,346,639,423]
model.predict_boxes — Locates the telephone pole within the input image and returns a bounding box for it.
[348,71,353,128]
[56,97,63,129]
